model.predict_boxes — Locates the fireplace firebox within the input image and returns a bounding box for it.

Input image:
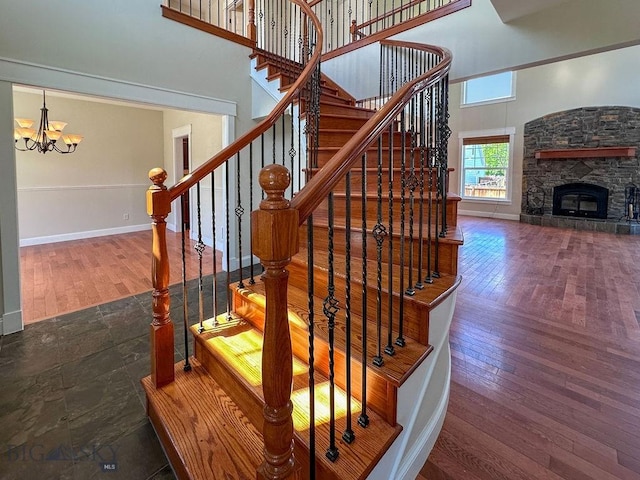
[552,183,608,219]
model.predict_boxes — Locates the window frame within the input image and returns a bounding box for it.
[458,128,516,204]
[461,71,516,107]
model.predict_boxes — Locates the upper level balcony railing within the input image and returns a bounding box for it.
[163,0,470,55]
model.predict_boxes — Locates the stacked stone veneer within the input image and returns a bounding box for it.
[522,106,640,231]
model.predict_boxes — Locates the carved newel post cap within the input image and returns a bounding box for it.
[259,164,291,210]
[149,168,168,188]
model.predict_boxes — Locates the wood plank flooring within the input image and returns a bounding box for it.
[20,230,219,324]
[419,216,640,480]
[18,217,640,480]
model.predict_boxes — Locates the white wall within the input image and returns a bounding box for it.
[448,44,640,219]
[0,0,252,117]
[14,91,164,243]
[0,81,22,335]
[0,0,257,333]
[323,0,640,99]
[162,109,225,247]
[397,0,640,82]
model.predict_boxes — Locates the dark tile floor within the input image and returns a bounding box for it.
[0,290,190,479]
[0,265,241,480]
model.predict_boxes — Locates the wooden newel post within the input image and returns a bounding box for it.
[247,0,257,43]
[147,168,175,388]
[252,164,300,480]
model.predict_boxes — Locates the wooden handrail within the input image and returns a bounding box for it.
[353,0,428,33]
[321,0,469,62]
[168,0,323,202]
[291,41,451,224]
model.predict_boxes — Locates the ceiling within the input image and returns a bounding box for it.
[489,0,574,23]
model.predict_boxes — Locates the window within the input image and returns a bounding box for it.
[460,129,514,202]
[462,71,514,106]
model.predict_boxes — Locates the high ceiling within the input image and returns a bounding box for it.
[324,0,640,97]
[489,0,574,23]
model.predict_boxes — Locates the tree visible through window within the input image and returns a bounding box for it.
[462,135,510,200]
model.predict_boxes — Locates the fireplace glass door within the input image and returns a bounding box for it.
[553,183,608,219]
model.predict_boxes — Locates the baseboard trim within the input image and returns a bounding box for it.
[1,309,23,335]
[20,224,150,247]
[458,209,520,221]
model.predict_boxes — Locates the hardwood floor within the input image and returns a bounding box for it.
[20,230,218,324]
[420,216,640,480]
[17,217,640,479]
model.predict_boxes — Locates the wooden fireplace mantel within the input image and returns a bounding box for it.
[535,146,637,160]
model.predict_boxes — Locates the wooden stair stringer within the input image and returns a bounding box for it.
[190,317,402,480]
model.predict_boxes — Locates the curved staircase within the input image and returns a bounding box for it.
[142,46,463,479]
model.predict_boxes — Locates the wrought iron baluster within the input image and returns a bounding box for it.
[385,123,395,357]
[289,103,296,199]
[324,191,340,462]
[425,84,434,285]
[249,143,256,285]
[399,106,407,319]
[343,172,355,444]
[405,98,417,298]
[195,183,206,333]
[358,153,370,428]
[235,153,245,288]
[211,171,219,322]
[372,136,385,368]
[307,215,317,478]
[415,67,426,290]
[180,192,192,371]
[272,123,277,165]
[432,138,441,279]
[225,162,232,316]
[439,78,451,237]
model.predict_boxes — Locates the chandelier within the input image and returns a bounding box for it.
[14,90,83,154]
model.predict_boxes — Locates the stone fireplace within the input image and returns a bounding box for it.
[521,106,640,234]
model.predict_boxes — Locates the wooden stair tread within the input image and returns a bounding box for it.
[142,360,263,480]
[191,318,402,480]
[233,281,433,387]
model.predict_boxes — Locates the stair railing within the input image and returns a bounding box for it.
[148,0,321,477]
[149,4,452,477]
[310,0,469,58]
[163,0,257,45]
[281,40,452,475]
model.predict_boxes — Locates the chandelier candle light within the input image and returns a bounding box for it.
[14,90,83,154]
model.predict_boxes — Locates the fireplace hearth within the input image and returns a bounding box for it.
[553,183,608,219]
